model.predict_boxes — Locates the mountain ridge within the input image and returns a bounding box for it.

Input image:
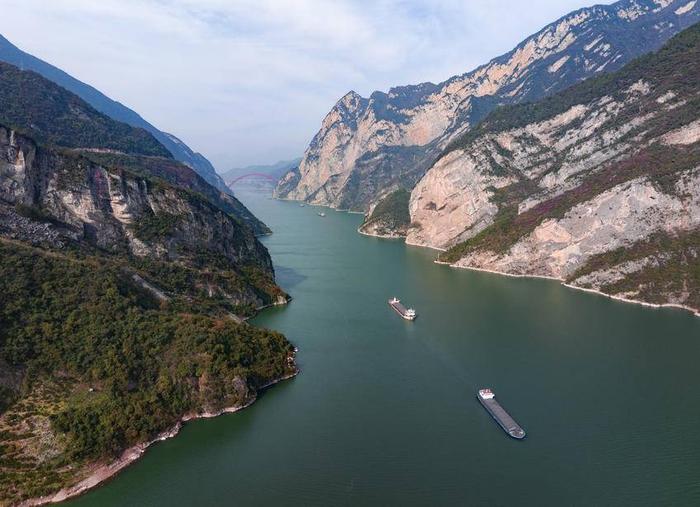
[276,0,699,214]
[410,23,700,313]
[0,33,231,196]
[0,59,270,235]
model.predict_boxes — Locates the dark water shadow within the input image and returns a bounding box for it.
[274,265,307,290]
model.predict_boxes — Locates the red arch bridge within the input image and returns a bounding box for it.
[227,172,278,187]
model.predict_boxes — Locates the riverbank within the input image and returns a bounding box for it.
[357,227,406,240]
[437,260,700,318]
[273,193,698,317]
[273,197,364,214]
[22,367,299,506]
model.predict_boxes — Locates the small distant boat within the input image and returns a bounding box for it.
[300,204,305,207]
[388,297,416,320]
[318,212,326,217]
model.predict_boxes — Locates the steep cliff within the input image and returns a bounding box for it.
[412,24,700,313]
[276,0,699,215]
[0,126,282,310]
[0,60,269,235]
[0,34,232,196]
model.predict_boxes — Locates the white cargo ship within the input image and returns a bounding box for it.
[388,297,417,321]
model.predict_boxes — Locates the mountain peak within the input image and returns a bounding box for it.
[277,0,699,210]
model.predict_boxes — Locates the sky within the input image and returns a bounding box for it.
[1,0,613,171]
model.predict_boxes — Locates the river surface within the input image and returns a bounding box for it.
[71,190,700,506]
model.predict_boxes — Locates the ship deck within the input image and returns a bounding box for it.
[479,396,526,439]
[389,300,409,315]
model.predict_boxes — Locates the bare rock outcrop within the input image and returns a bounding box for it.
[276,0,699,214]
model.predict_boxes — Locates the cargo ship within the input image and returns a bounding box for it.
[388,297,416,320]
[477,389,526,439]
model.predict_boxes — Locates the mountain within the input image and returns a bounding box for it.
[0,59,293,502]
[0,33,231,196]
[410,23,700,313]
[222,157,301,191]
[0,61,170,157]
[0,61,270,235]
[276,0,699,214]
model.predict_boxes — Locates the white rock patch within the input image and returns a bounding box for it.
[675,1,696,15]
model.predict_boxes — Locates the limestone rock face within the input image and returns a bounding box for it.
[0,126,279,308]
[276,0,699,212]
[407,149,514,249]
[409,21,700,312]
[452,173,700,278]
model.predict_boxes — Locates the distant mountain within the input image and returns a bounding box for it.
[222,158,301,190]
[0,33,231,196]
[411,23,700,313]
[276,0,699,212]
[0,62,169,157]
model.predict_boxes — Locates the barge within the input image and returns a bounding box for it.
[388,297,416,320]
[477,388,525,439]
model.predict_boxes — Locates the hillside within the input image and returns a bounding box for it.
[0,34,231,196]
[409,23,700,313]
[0,60,269,236]
[358,189,412,238]
[0,120,294,504]
[0,52,292,503]
[0,237,295,504]
[275,0,699,216]
[0,62,168,157]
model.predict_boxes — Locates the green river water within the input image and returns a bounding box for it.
[70,190,700,506]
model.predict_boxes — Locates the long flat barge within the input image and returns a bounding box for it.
[388,297,416,320]
[477,389,525,439]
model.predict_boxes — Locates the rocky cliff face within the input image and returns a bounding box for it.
[276,0,699,214]
[0,126,283,310]
[0,59,270,235]
[413,24,700,313]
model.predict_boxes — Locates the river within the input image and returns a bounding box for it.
[70,189,700,506]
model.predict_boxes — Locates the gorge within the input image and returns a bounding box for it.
[277,2,700,315]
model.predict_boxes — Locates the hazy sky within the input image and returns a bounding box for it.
[1,0,613,171]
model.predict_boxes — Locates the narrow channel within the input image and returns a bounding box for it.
[70,189,700,506]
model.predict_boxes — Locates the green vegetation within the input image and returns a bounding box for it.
[0,41,281,505]
[570,228,700,310]
[361,189,411,234]
[14,203,53,223]
[0,240,295,503]
[131,212,183,241]
[0,61,170,157]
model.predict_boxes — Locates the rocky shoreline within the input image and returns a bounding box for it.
[356,227,406,240]
[436,260,700,318]
[21,368,299,506]
[284,196,698,318]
